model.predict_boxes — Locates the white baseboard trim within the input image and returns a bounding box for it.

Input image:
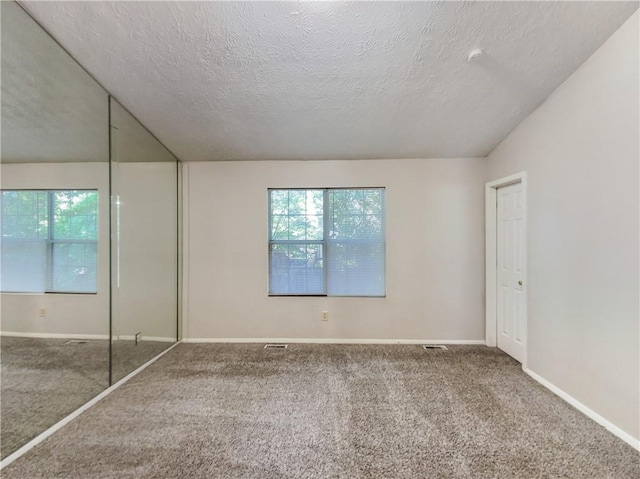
[182,337,486,345]
[0,331,109,340]
[0,341,181,470]
[115,335,176,343]
[0,332,175,342]
[523,367,639,451]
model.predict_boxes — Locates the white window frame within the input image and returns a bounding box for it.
[268,187,386,297]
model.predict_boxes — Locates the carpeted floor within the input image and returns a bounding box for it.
[111,339,175,384]
[1,337,172,459]
[0,337,109,459]
[2,343,639,478]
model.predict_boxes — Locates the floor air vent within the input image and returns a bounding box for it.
[264,344,288,350]
[65,340,90,345]
[423,344,448,350]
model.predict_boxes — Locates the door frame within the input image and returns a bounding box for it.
[485,171,528,366]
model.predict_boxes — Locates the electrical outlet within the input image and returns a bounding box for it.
[321,311,329,321]
[39,307,46,317]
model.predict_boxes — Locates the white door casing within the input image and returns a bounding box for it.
[485,172,527,366]
[496,182,526,362]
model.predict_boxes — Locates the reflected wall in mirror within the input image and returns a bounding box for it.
[0,1,110,459]
[109,99,179,383]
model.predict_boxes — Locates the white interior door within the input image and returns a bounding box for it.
[496,182,526,362]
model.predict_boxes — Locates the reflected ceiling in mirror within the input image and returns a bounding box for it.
[1,1,108,164]
[110,100,177,163]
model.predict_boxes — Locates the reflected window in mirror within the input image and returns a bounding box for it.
[1,190,98,293]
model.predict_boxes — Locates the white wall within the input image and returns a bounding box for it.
[0,162,110,336]
[184,158,486,342]
[486,12,639,440]
[112,162,177,340]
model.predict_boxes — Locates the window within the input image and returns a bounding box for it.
[269,188,385,297]
[1,190,98,293]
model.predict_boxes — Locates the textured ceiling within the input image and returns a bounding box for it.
[1,1,108,163]
[18,1,639,162]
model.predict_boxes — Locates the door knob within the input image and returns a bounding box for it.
[518,281,523,286]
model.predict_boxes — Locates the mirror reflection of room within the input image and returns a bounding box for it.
[0,0,110,459]
[0,1,180,460]
[109,98,179,383]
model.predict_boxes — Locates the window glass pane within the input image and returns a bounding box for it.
[327,241,385,296]
[1,190,48,239]
[270,189,323,241]
[270,190,289,215]
[327,188,385,296]
[269,242,324,295]
[0,240,47,292]
[51,243,97,292]
[53,191,98,240]
[1,191,48,292]
[329,189,383,240]
[270,215,289,240]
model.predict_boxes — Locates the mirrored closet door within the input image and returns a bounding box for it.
[109,99,179,383]
[0,1,110,459]
[1,1,181,460]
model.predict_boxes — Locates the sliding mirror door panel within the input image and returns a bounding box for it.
[0,1,110,459]
[109,99,178,383]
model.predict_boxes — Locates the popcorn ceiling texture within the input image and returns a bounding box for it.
[19,1,639,162]
[1,1,109,163]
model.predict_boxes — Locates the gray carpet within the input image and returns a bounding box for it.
[111,339,175,384]
[0,337,108,459]
[1,337,173,459]
[2,344,639,478]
